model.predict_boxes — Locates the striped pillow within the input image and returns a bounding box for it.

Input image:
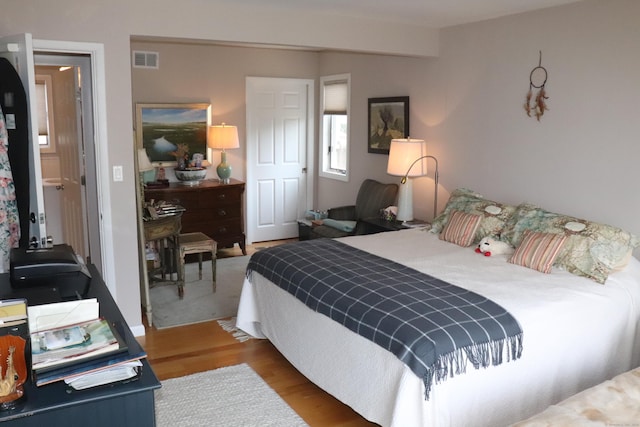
[508,230,567,273]
[439,210,482,247]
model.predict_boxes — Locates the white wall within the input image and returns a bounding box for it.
[424,0,640,242]
[314,0,640,252]
[131,41,321,185]
[316,52,434,212]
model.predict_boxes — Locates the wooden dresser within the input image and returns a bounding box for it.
[144,179,246,255]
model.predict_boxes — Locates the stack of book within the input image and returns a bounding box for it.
[143,202,185,221]
[27,299,146,389]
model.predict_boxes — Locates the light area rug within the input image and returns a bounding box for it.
[150,255,250,329]
[155,363,308,427]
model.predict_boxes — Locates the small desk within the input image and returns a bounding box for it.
[144,213,182,283]
[297,219,313,241]
[142,213,182,324]
[0,265,161,427]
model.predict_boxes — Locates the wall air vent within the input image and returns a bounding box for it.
[132,51,159,69]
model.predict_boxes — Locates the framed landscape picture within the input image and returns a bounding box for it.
[135,103,211,165]
[367,96,409,154]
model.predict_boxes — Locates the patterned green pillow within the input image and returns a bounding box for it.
[503,203,640,284]
[430,188,517,243]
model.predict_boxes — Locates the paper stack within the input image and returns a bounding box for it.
[27,299,146,388]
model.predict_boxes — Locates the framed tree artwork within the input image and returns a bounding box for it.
[135,103,211,166]
[367,96,409,154]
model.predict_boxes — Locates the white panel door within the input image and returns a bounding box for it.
[54,67,87,258]
[246,77,314,243]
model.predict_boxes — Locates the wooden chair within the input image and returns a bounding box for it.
[178,232,217,299]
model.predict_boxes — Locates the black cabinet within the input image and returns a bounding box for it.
[0,266,160,427]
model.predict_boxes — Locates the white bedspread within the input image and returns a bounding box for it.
[237,229,640,427]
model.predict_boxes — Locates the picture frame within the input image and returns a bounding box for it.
[367,96,409,154]
[135,103,211,166]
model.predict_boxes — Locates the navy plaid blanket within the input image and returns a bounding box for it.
[246,238,523,399]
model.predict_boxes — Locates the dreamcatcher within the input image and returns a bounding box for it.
[524,51,549,121]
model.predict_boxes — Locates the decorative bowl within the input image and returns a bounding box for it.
[174,167,207,184]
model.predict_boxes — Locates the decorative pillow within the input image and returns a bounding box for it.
[430,188,517,243]
[503,203,640,283]
[439,210,483,247]
[508,230,567,274]
[321,218,357,233]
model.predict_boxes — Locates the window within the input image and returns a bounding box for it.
[35,74,56,153]
[319,74,350,181]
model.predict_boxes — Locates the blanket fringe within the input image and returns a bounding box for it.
[423,333,524,400]
[217,317,255,343]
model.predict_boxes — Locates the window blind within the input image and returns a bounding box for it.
[323,80,348,115]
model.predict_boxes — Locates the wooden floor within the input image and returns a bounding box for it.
[137,240,377,427]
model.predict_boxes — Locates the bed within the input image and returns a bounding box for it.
[236,189,640,426]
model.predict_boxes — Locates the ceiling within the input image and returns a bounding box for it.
[236,0,583,27]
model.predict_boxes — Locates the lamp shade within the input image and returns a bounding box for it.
[387,138,428,177]
[137,148,154,172]
[208,123,240,150]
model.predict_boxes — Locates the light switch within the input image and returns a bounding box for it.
[113,165,123,182]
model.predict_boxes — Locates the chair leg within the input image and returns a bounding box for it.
[159,239,166,280]
[198,253,203,280]
[211,250,217,293]
[178,247,185,299]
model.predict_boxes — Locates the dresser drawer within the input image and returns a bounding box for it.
[209,187,242,206]
[181,204,239,222]
[157,188,241,208]
[210,218,243,237]
[184,209,241,229]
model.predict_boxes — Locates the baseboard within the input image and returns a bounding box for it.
[130,323,146,337]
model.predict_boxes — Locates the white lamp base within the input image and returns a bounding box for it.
[396,179,414,222]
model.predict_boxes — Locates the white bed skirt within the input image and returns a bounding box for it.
[237,230,640,427]
[238,272,433,426]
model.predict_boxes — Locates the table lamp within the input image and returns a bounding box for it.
[387,138,439,222]
[137,148,155,183]
[208,123,239,184]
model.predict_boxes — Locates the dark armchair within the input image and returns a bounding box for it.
[310,179,398,239]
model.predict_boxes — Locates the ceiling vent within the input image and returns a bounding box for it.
[132,51,159,69]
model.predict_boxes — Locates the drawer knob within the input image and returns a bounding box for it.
[218,209,227,216]
[218,226,227,233]
[218,194,226,200]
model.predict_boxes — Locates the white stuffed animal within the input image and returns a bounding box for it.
[475,236,514,257]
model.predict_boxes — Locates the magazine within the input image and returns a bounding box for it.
[34,349,147,387]
[31,318,127,372]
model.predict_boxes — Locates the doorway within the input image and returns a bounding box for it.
[34,53,102,270]
[245,77,315,244]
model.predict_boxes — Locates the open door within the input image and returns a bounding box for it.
[35,56,92,261]
[0,33,47,248]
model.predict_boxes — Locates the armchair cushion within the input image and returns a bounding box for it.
[322,219,357,233]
